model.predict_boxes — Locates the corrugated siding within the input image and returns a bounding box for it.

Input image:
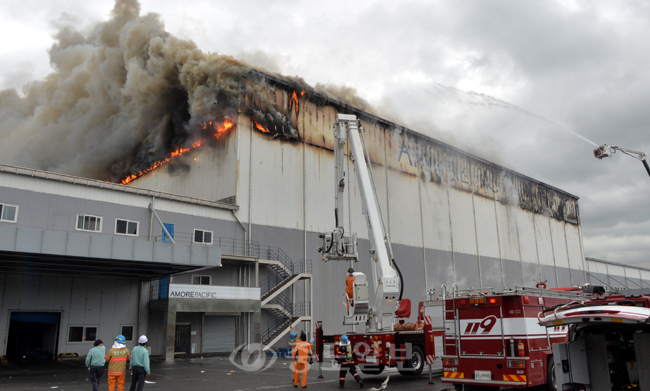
[203,316,236,353]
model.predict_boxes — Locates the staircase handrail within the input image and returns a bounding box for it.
[261,316,291,343]
[268,294,293,314]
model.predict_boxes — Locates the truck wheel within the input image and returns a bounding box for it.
[359,365,385,375]
[397,345,425,376]
[546,355,557,391]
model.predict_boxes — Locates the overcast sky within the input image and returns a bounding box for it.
[1,0,649,265]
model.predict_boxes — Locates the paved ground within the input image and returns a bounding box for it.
[0,355,448,391]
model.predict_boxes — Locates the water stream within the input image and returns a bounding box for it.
[434,84,599,148]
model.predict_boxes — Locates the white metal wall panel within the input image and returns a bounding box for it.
[448,189,478,256]
[203,316,236,353]
[534,215,555,266]
[342,160,390,244]
[495,202,520,262]
[36,276,57,309]
[250,131,304,230]
[68,278,89,324]
[0,274,140,356]
[304,145,335,234]
[550,219,570,269]
[345,155,369,241]
[153,198,235,221]
[419,180,453,252]
[516,209,538,264]
[473,196,500,259]
[132,137,238,202]
[373,163,391,242]
[235,119,252,223]
[387,170,423,247]
[565,224,585,271]
[20,274,40,309]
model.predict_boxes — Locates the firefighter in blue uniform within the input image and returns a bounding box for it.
[337,335,363,389]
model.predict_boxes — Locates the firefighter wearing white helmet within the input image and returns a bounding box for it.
[129,335,151,391]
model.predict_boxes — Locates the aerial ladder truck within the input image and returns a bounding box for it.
[312,114,601,387]
[314,114,434,376]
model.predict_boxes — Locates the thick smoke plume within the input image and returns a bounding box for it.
[0,0,386,183]
[0,0,246,181]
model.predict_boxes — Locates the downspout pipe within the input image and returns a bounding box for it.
[149,203,176,244]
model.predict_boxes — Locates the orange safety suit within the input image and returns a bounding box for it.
[345,275,354,311]
[292,340,313,388]
[105,347,130,391]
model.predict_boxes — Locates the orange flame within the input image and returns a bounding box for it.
[215,120,234,139]
[300,91,305,96]
[253,120,271,133]
[119,120,235,185]
[289,91,299,113]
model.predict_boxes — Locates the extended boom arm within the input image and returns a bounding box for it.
[318,114,401,332]
[594,144,650,178]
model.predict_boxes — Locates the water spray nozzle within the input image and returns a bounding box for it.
[594,144,613,159]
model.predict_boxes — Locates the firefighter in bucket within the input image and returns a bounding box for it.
[345,268,355,312]
[337,335,363,389]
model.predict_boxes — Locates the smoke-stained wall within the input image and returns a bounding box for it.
[129,74,587,335]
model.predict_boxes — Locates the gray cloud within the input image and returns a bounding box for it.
[1,0,650,263]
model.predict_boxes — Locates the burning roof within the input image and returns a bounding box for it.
[0,0,374,185]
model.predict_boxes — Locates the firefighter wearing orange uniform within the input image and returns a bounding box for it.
[105,335,130,391]
[345,268,355,312]
[292,331,313,388]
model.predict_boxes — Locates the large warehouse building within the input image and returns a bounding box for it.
[1,70,649,360]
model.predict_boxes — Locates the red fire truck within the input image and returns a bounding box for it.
[431,284,591,391]
[315,283,591,383]
[312,114,592,387]
[315,318,441,377]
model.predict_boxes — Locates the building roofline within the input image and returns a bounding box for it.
[0,163,239,211]
[248,69,579,201]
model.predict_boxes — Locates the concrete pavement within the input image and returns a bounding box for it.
[1,355,447,391]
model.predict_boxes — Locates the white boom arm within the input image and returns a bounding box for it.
[318,114,400,332]
[594,144,650,178]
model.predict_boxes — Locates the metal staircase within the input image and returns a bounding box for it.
[259,259,312,350]
[261,302,311,350]
[262,317,299,346]
[261,274,309,305]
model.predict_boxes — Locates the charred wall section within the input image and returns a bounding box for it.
[241,70,580,226]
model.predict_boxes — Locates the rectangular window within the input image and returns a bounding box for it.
[84,327,97,341]
[115,218,139,236]
[193,229,213,244]
[76,214,102,232]
[68,326,83,342]
[121,325,134,341]
[0,203,18,223]
[192,275,211,285]
[68,326,97,342]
